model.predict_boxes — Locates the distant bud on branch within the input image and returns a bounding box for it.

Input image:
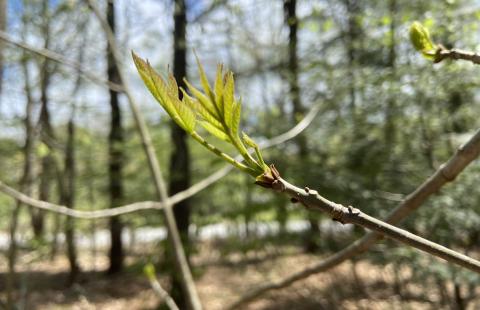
[409,21,437,60]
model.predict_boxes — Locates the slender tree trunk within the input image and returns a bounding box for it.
[6,203,20,309]
[344,0,362,127]
[106,0,125,274]
[384,0,397,154]
[343,0,366,238]
[63,118,80,284]
[454,282,465,310]
[36,72,52,240]
[6,52,36,309]
[243,175,253,238]
[169,0,192,307]
[58,15,86,274]
[284,0,320,252]
[0,0,6,95]
[86,147,98,271]
[36,1,54,241]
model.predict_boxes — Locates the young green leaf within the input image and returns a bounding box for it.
[199,121,231,142]
[184,79,220,119]
[409,21,437,59]
[143,263,156,281]
[194,51,214,100]
[179,97,196,133]
[231,99,242,135]
[133,51,270,177]
[181,89,219,126]
[242,132,258,148]
[132,54,178,121]
[223,71,235,130]
[214,64,225,115]
[167,73,179,97]
[132,52,196,133]
[243,132,268,169]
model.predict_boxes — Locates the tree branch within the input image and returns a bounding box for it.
[271,176,480,273]
[0,30,123,92]
[228,127,480,309]
[148,276,180,310]
[0,181,161,218]
[434,46,480,65]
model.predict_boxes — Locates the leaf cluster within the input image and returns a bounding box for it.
[132,52,270,179]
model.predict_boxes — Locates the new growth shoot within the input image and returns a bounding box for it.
[132,52,275,185]
[408,21,480,65]
[409,21,437,60]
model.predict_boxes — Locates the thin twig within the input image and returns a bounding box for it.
[0,30,123,92]
[0,183,161,218]
[434,46,480,65]
[148,276,180,310]
[228,128,480,309]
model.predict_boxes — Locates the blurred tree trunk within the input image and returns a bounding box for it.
[36,1,54,241]
[106,0,125,274]
[454,282,465,310]
[284,0,320,252]
[61,16,88,282]
[169,0,192,307]
[344,0,362,127]
[243,175,253,238]
[61,118,80,284]
[0,0,6,95]
[85,142,98,271]
[384,0,397,154]
[6,50,35,310]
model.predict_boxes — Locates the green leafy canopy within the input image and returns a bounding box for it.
[132,51,270,179]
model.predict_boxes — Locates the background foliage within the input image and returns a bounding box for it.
[1,0,480,308]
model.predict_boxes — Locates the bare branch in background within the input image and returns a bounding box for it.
[0,102,321,219]
[0,30,123,92]
[192,0,226,23]
[0,183,162,218]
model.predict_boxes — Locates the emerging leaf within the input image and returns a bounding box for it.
[231,99,242,135]
[132,52,196,133]
[167,73,179,97]
[214,64,225,115]
[184,79,220,120]
[181,89,218,126]
[242,132,258,148]
[36,142,50,157]
[409,21,437,59]
[194,51,214,100]
[179,96,196,132]
[200,121,231,142]
[243,132,268,170]
[143,263,156,281]
[223,71,235,131]
[133,51,270,177]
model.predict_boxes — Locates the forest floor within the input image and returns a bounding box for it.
[0,238,478,310]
